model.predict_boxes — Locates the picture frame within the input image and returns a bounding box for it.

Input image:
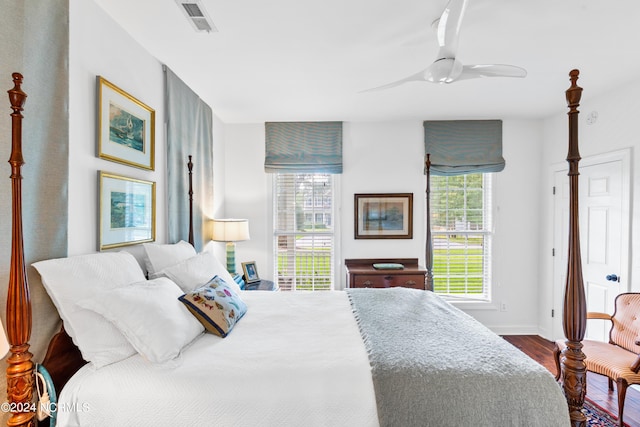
[97,76,155,170]
[241,261,260,283]
[354,193,413,239]
[99,171,156,250]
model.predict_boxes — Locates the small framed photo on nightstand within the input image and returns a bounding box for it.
[241,261,260,283]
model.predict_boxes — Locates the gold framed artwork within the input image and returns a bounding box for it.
[97,76,155,170]
[99,171,156,250]
[241,261,260,283]
[354,193,413,239]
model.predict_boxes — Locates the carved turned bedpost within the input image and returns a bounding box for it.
[6,73,35,427]
[425,154,434,291]
[560,69,587,427]
[187,155,194,247]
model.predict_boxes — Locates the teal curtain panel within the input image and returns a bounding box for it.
[164,66,214,252]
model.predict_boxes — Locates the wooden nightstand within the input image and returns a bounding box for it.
[244,279,279,291]
[345,258,427,290]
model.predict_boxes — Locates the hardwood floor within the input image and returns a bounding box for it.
[503,335,640,427]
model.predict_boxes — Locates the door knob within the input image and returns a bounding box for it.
[606,274,620,282]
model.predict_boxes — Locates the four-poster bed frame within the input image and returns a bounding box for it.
[560,69,588,427]
[5,73,35,427]
[421,70,586,426]
[5,70,587,426]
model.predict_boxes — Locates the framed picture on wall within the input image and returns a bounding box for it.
[241,261,260,283]
[99,171,156,250]
[97,76,155,170]
[354,193,413,239]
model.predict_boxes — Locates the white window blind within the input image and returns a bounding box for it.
[430,173,492,301]
[273,173,334,291]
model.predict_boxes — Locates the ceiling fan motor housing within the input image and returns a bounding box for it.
[425,58,463,83]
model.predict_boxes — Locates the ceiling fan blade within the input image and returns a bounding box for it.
[456,64,527,81]
[361,0,525,91]
[359,69,427,93]
[436,0,469,59]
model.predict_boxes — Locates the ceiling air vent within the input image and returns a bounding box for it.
[175,0,218,33]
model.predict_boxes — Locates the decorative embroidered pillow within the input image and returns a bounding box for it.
[179,276,247,337]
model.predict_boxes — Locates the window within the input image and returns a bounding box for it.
[273,173,334,291]
[430,173,492,301]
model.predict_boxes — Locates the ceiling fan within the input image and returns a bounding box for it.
[363,0,526,91]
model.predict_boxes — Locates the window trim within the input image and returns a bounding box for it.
[430,173,494,304]
[268,173,341,291]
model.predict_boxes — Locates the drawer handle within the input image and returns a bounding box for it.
[404,280,416,286]
[384,275,394,280]
[363,280,373,286]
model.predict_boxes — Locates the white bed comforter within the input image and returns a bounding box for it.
[57,291,380,427]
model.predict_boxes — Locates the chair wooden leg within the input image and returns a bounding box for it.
[552,343,562,381]
[616,378,628,427]
[609,378,614,391]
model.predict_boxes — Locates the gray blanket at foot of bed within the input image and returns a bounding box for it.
[346,288,570,427]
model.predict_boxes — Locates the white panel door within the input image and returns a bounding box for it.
[552,151,630,342]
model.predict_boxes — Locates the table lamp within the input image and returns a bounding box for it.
[0,319,9,359]
[211,219,250,274]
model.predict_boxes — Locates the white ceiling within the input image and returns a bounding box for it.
[94,0,640,123]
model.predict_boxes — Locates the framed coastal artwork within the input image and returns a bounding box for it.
[97,76,155,170]
[99,171,156,250]
[354,193,413,239]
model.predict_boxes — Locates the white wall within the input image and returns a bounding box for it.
[69,0,227,260]
[69,0,165,256]
[341,121,426,261]
[225,119,545,333]
[222,124,271,276]
[69,2,640,336]
[538,76,640,339]
[479,120,544,333]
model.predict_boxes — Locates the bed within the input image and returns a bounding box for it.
[4,71,585,427]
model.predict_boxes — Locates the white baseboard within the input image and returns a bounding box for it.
[488,325,541,336]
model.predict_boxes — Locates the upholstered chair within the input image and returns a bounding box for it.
[554,293,640,427]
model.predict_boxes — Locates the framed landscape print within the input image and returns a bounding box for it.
[354,193,413,239]
[99,171,156,250]
[97,76,155,170]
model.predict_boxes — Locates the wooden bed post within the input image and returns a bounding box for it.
[424,154,434,291]
[6,73,35,427]
[560,69,587,427]
[187,155,194,247]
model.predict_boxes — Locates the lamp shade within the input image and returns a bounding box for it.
[0,321,9,359]
[211,219,250,242]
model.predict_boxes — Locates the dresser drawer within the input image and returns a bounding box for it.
[352,274,425,290]
[346,259,429,291]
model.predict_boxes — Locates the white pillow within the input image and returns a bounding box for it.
[159,251,241,294]
[77,277,204,364]
[32,252,146,368]
[142,240,196,278]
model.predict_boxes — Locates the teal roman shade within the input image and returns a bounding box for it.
[424,120,504,176]
[265,122,343,173]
